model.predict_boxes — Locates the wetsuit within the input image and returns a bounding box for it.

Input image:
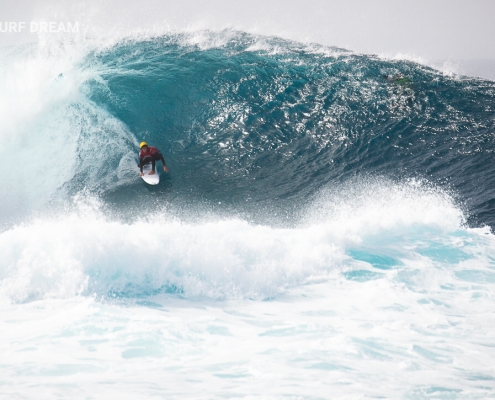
[138,146,167,173]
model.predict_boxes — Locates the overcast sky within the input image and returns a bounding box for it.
[1,0,494,63]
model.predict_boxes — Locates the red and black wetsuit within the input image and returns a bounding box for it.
[138,146,167,173]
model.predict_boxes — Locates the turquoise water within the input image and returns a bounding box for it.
[1,30,495,398]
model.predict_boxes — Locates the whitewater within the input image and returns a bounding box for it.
[1,29,495,399]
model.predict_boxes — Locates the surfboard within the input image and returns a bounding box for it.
[141,163,160,185]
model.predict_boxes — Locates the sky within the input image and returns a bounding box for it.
[1,0,494,77]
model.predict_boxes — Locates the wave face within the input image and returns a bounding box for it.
[1,31,495,226]
[79,31,495,225]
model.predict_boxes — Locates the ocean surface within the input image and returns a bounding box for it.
[1,30,495,399]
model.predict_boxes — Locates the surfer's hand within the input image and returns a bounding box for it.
[139,172,144,176]
[164,166,169,173]
[149,170,155,175]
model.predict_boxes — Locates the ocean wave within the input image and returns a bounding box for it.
[0,30,494,228]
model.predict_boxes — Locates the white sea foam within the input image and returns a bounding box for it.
[0,179,470,305]
[1,216,495,398]
[0,42,137,224]
[0,206,342,303]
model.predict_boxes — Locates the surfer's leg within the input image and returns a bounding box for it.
[151,159,156,171]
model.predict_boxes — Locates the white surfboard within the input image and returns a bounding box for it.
[141,163,160,185]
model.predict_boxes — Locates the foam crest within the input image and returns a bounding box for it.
[305,178,464,238]
[0,179,467,304]
[0,211,344,303]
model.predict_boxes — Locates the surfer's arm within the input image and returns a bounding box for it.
[157,153,169,172]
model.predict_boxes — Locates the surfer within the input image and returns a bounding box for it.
[138,142,169,176]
